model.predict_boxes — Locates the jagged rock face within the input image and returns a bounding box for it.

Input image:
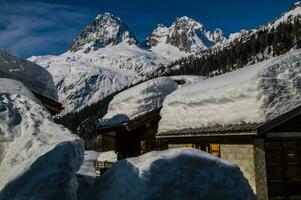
[145,24,169,47]
[70,13,138,53]
[146,17,226,53]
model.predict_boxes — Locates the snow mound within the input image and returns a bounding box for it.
[97,151,117,162]
[0,79,84,199]
[159,50,301,134]
[95,148,256,200]
[0,49,58,101]
[99,77,178,126]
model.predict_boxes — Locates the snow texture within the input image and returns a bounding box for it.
[89,148,256,200]
[159,50,301,134]
[0,49,58,101]
[0,79,84,200]
[99,77,178,126]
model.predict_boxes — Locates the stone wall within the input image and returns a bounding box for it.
[220,144,256,193]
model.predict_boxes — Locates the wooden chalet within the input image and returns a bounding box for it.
[157,105,301,200]
[97,108,166,160]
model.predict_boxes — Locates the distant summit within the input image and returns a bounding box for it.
[70,13,138,53]
[146,16,226,53]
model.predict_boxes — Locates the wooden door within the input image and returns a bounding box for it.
[265,140,301,199]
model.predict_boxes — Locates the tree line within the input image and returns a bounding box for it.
[163,17,301,77]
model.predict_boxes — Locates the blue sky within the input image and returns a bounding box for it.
[0,0,297,57]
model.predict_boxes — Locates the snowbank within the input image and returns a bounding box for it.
[91,148,255,200]
[99,77,178,126]
[159,50,301,134]
[0,49,58,101]
[0,79,84,199]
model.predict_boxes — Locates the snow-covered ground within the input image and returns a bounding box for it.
[98,77,178,126]
[88,148,255,200]
[159,49,301,134]
[0,78,84,199]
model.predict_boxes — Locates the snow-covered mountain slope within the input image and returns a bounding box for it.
[98,77,178,126]
[272,1,301,27]
[219,2,301,47]
[0,49,57,101]
[146,17,226,56]
[0,78,84,199]
[158,49,301,134]
[29,42,172,114]
[89,148,255,200]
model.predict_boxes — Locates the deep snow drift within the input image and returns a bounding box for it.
[159,50,301,134]
[99,77,178,126]
[0,78,84,200]
[88,148,255,200]
[0,49,57,101]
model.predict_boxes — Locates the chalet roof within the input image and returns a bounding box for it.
[98,108,161,133]
[158,50,301,136]
[157,104,301,138]
[98,77,177,128]
[0,49,58,101]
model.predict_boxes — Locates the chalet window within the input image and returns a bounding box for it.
[210,144,220,157]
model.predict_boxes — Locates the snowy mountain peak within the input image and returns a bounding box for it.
[145,24,169,47]
[146,16,226,53]
[69,12,138,53]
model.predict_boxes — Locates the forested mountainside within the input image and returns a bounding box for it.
[163,4,301,77]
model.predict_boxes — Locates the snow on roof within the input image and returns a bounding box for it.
[0,78,36,99]
[158,50,301,134]
[96,148,256,199]
[99,77,178,127]
[0,49,58,101]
